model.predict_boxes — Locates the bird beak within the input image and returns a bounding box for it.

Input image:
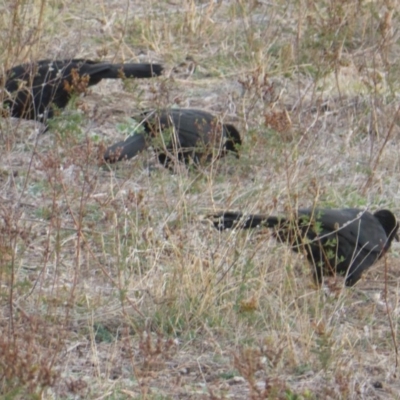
[395,233,399,242]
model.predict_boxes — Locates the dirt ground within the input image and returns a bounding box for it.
[1,0,400,398]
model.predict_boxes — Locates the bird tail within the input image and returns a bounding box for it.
[110,63,163,78]
[104,134,147,163]
[211,211,281,230]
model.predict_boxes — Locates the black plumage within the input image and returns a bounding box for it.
[2,59,163,125]
[211,208,399,286]
[103,109,241,166]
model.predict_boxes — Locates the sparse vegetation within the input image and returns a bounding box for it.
[1,0,400,398]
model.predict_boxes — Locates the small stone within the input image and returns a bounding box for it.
[228,376,245,385]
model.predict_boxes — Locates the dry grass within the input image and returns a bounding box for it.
[1,0,400,398]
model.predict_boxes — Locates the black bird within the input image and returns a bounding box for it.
[211,208,398,286]
[2,59,163,125]
[103,108,241,166]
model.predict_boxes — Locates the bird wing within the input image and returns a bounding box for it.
[299,209,387,254]
[141,109,212,147]
[168,109,229,150]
